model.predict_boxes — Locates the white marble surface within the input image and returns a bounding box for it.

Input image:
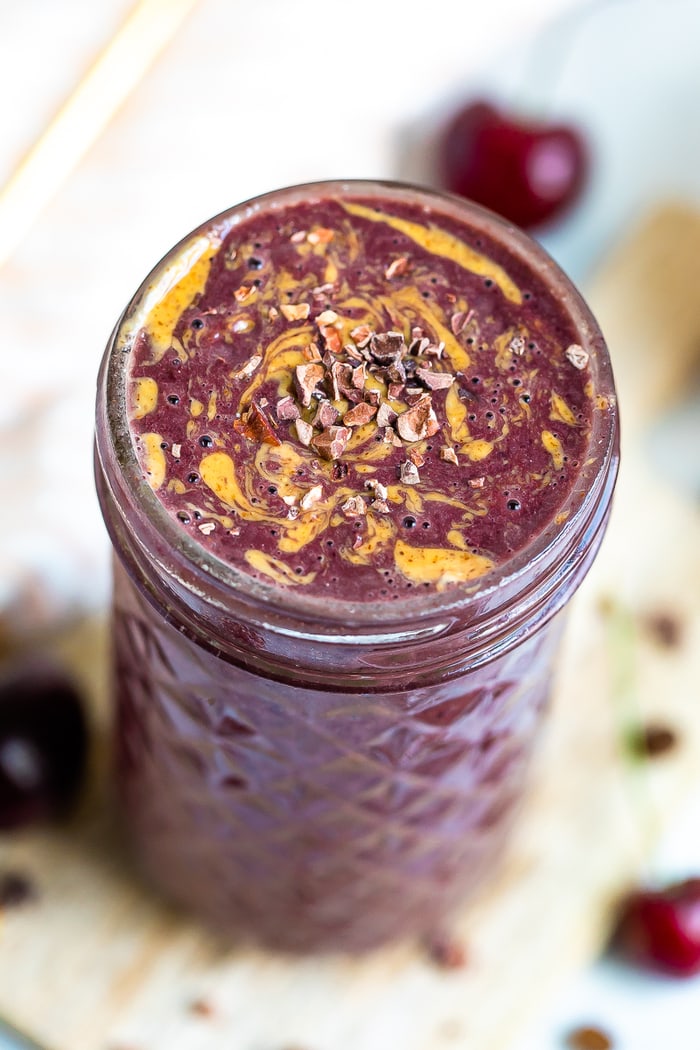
[1,0,700,1045]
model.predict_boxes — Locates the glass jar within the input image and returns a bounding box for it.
[95,180,619,953]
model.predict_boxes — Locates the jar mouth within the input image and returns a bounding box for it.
[99,178,619,633]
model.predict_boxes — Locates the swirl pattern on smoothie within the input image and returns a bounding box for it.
[126,195,598,601]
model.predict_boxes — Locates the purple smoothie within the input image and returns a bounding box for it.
[126,194,594,601]
[96,181,618,952]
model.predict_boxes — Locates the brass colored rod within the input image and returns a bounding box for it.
[0,0,200,269]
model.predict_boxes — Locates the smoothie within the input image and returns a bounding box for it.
[96,181,618,951]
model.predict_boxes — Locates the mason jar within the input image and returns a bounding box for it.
[94,180,619,953]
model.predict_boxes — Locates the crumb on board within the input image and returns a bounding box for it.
[565,1024,614,1050]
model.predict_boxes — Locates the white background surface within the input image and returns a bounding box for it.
[1,0,700,1046]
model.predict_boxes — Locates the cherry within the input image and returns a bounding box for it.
[0,662,88,830]
[613,879,700,977]
[439,99,589,230]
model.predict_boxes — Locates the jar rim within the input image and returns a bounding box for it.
[97,178,619,634]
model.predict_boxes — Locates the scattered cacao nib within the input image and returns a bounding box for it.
[351,363,367,389]
[312,399,339,428]
[294,362,325,407]
[450,311,467,335]
[643,610,683,650]
[397,395,439,442]
[268,305,279,320]
[233,402,280,446]
[423,341,445,359]
[287,506,299,520]
[336,364,364,404]
[233,284,254,303]
[319,323,342,354]
[350,324,373,348]
[331,461,349,481]
[384,426,403,447]
[372,499,390,514]
[458,384,478,403]
[276,396,301,422]
[341,495,367,517]
[627,722,678,759]
[416,367,454,390]
[327,360,350,401]
[280,302,310,322]
[385,256,409,279]
[468,476,485,489]
[307,226,334,244]
[343,402,377,427]
[409,335,431,355]
[565,1025,613,1050]
[509,335,526,355]
[364,479,388,501]
[294,419,314,447]
[376,402,397,427]
[231,354,262,380]
[440,446,459,465]
[427,934,467,970]
[290,229,307,243]
[565,343,590,369]
[364,388,381,407]
[0,870,37,909]
[312,282,335,299]
[370,330,406,364]
[302,342,322,362]
[300,485,323,511]
[387,381,405,400]
[387,365,408,390]
[312,425,351,461]
[408,449,425,468]
[316,309,338,325]
[344,342,364,361]
[400,460,420,485]
[198,521,216,536]
[405,387,426,406]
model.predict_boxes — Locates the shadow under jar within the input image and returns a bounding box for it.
[95,180,619,953]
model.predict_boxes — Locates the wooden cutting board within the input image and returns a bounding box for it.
[1,204,699,1050]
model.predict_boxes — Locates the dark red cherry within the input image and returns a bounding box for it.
[0,662,88,830]
[613,879,700,977]
[439,99,589,230]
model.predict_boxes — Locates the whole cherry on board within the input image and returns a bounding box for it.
[439,99,589,230]
[613,879,700,977]
[0,662,88,830]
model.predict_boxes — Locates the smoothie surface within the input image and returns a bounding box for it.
[125,191,599,602]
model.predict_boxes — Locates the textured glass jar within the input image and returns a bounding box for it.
[95,180,619,953]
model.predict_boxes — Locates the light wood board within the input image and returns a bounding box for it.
[1,205,700,1049]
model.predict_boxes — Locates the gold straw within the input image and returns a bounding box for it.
[0,0,200,268]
